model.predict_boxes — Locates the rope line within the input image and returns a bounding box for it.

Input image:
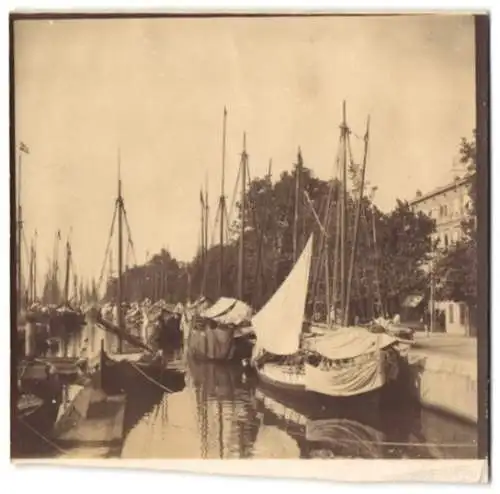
[311,437,478,449]
[128,361,175,394]
[97,202,118,292]
[17,416,69,455]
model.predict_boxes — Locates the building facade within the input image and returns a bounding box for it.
[409,174,475,336]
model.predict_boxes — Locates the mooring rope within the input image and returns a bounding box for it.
[17,417,69,455]
[128,361,175,394]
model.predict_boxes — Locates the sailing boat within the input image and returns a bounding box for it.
[186,114,256,363]
[85,159,185,396]
[251,237,401,407]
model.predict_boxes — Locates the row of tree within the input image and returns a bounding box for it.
[103,132,478,325]
[104,154,439,323]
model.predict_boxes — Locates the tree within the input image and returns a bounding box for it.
[375,200,436,316]
[435,131,477,309]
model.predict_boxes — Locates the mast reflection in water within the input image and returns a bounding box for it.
[118,359,478,459]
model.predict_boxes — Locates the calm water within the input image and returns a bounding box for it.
[22,354,478,460]
[118,358,477,459]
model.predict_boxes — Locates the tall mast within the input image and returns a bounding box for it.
[200,187,205,264]
[17,144,25,313]
[293,147,302,263]
[117,150,124,352]
[237,132,247,300]
[340,101,348,321]
[219,107,227,297]
[63,235,72,303]
[28,238,33,305]
[53,230,61,304]
[33,229,37,302]
[204,174,209,267]
[344,116,370,325]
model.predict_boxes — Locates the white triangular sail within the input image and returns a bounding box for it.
[252,234,314,355]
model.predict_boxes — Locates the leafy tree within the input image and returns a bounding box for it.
[102,149,437,323]
[435,130,477,309]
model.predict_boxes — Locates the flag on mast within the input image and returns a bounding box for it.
[19,142,30,154]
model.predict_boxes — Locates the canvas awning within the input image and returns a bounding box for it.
[200,296,253,326]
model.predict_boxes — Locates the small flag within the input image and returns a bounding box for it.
[19,142,30,154]
[200,189,204,205]
[57,230,61,240]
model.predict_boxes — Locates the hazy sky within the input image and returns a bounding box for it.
[14,14,476,292]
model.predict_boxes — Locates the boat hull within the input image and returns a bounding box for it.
[90,351,186,396]
[256,365,384,429]
[13,365,63,457]
[187,327,254,363]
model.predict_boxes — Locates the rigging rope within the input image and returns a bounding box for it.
[97,201,118,293]
[128,360,175,394]
[17,416,69,455]
[226,155,242,230]
[122,205,138,266]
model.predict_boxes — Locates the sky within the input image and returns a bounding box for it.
[14,14,476,293]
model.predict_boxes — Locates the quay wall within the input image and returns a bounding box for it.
[405,347,478,424]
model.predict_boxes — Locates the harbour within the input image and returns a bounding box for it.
[12,14,484,466]
[14,342,478,460]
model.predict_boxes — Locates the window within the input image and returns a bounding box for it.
[459,304,466,325]
[444,234,449,248]
[448,304,454,324]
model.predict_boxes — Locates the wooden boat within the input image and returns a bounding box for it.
[187,297,255,363]
[251,234,402,409]
[79,166,186,397]
[90,345,186,396]
[13,360,63,457]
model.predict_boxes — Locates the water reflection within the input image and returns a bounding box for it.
[120,359,478,459]
[22,353,477,459]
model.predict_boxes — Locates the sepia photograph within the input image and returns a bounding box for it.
[10,10,489,479]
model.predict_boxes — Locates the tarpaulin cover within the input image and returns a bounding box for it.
[304,353,385,397]
[200,297,253,326]
[304,327,397,361]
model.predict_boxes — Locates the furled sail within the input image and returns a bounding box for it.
[252,234,314,356]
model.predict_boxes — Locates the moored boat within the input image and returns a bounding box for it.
[187,296,255,362]
[251,234,403,409]
[13,360,63,457]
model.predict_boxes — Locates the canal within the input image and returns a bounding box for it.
[34,356,478,460]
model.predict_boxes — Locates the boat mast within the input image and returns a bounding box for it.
[204,176,209,266]
[63,234,72,303]
[117,151,124,352]
[219,107,227,298]
[237,132,247,301]
[17,143,28,313]
[33,229,37,302]
[340,101,348,324]
[200,187,205,268]
[344,116,370,325]
[52,230,61,304]
[293,147,302,263]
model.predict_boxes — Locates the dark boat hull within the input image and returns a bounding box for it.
[91,351,186,396]
[187,328,254,363]
[13,365,63,458]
